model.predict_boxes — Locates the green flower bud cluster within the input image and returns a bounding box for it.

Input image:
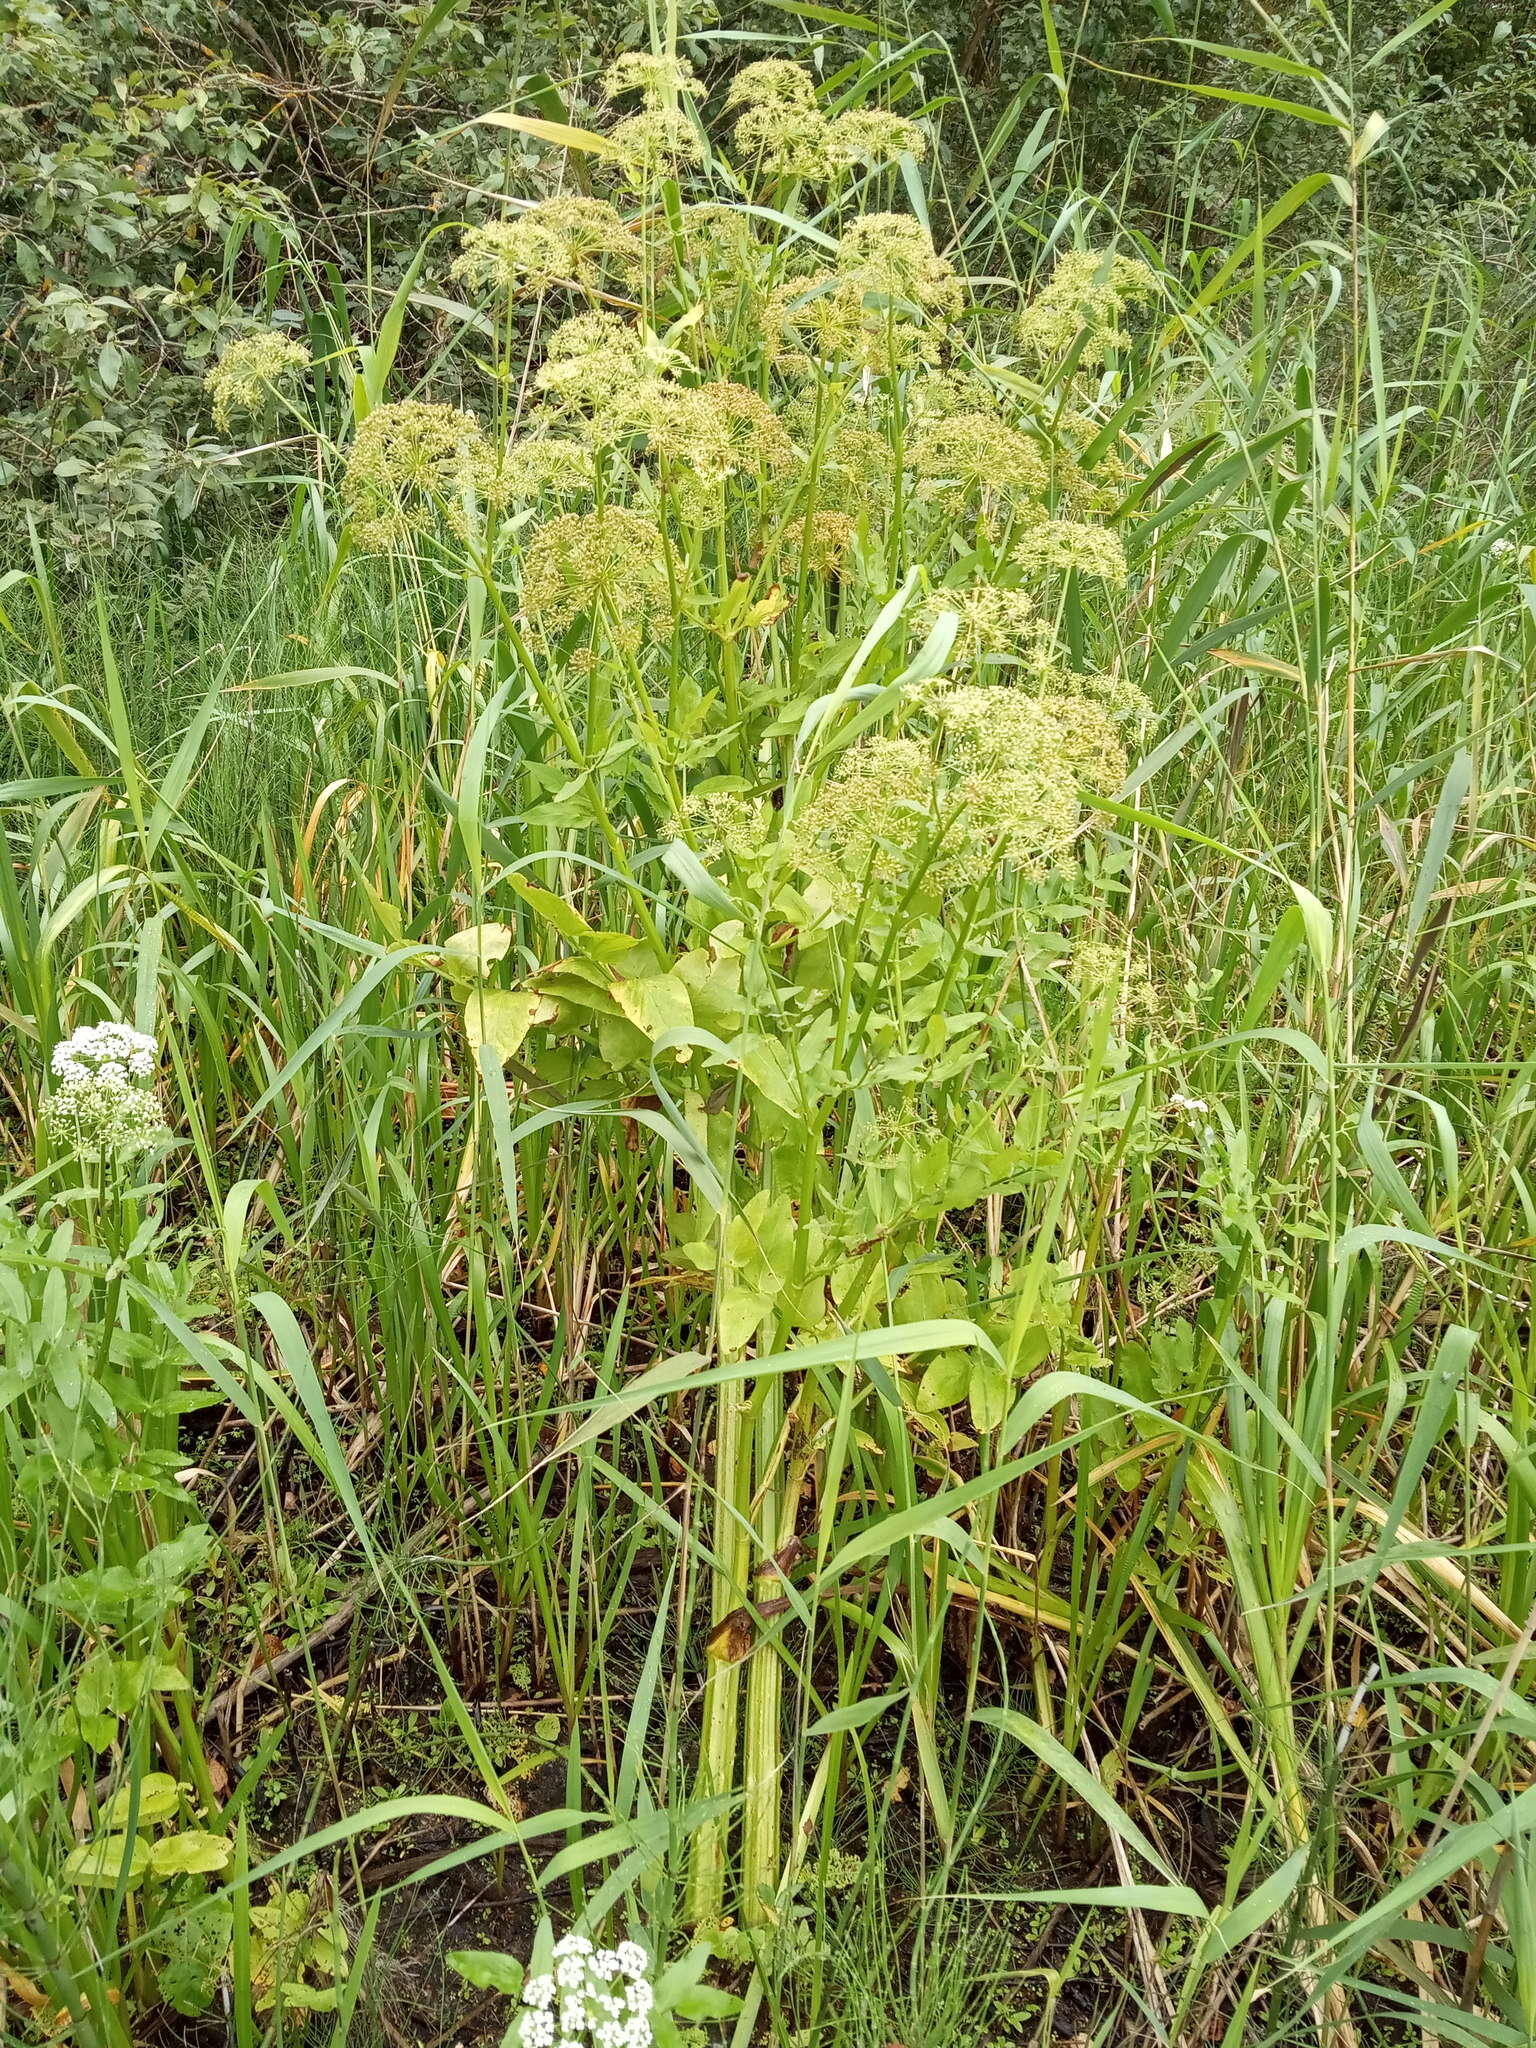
[1016,249,1156,367]
[604,53,706,186]
[683,789,764,863]
[534,311,654,423]
[778,510,858,574]
[769,215,961,375]
[619,379,797,515]
[726,62,925,185]
[908,411,1048,506]
[916,583,1044,671]
[1013,518,1128,583]
[786,734,935,903]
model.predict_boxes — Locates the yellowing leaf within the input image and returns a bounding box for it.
[916,1350,971,1412]
[463,989,550,1064]
[148,1830,233,1878]
[611,970,693,1042]
[103,1773,182,1830]
[473,110,617,156]
[967,1357,1011,1433]
[441,924,515,979]
[719,1283,773,1351]
[64,1834,151,1889]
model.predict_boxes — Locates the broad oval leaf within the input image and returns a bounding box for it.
[103,1773,183,1830]
[441,924,515,979]
[464,989,551,1064]
[148,1829,233,1878]
[64,1834,151,1889]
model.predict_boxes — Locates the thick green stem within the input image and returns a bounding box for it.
[684,1375,750,1926]
[741,1365,784,1924]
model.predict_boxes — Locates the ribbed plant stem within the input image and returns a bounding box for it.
[684,1376,749,1926]
[741,1366,784,1924]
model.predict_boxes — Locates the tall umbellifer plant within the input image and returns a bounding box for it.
[314,50,1160,1931]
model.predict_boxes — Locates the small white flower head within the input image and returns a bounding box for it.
[520,1932,654,2048]
[1168,1092,1209,1118]
[43,1023,168,1159]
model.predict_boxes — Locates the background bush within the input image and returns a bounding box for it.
[3,0,1533,555]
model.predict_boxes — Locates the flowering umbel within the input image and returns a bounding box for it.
[205,332,309,432]
[340,401,499,550]
[726,61,925,183]
[43,1024,168,1158]
[520,506,671,651]
[1016,248,1156,367]
[1013,518,1128,583]
[518,1933,653,2048]
[452,199,643,298]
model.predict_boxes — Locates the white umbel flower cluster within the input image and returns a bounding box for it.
[43,1023,168,1157]
[520,1935,653,2048]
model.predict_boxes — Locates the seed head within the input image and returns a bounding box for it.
[727,61,837,181]
[936,688,1083,878]
[806,419,893,514]
[1069,937,1159,1026]
[915,583,1042,670]
[837,214,962,318]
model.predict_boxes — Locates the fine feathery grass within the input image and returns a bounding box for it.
[3,30,1536,2048]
